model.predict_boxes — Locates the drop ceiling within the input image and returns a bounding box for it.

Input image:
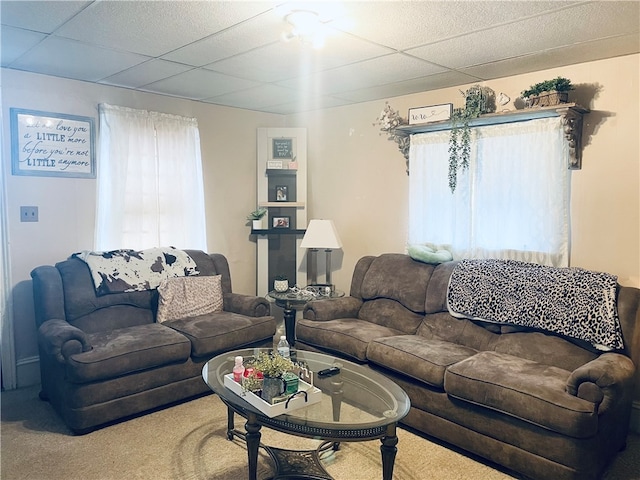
[1,1,638,115]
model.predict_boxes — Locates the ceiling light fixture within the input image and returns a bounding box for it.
[282,9,328,49]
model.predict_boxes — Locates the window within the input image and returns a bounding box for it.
[408,116,570,266]
[96,104,207,251]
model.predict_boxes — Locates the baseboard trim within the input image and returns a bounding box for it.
[16,356,40,388]
[630,401,640,434]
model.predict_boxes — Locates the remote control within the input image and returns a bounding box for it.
[317,367,341,377]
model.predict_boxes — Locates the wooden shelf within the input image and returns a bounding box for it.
[258,201,305,208]
[396,104,588,134]
[396,103,589,169]
[251,229,306,235]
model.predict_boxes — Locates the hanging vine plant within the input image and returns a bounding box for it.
[448,85,496,192]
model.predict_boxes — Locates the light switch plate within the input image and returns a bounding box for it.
[20,206,38,222]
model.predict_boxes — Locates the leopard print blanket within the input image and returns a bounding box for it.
[73,247,199,296]
[447,259,623,351]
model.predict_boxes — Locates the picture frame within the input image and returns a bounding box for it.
[272,216,290,229]
[10,108,96,178]
[408,103,453,125]
[275,185,288,202]
[272,138,293,159]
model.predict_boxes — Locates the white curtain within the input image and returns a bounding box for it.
[96,104,207,251]
[409,116,570,266]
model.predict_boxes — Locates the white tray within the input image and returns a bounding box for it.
[224,373,322,418]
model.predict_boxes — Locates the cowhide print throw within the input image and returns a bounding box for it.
[447,259,623,351]
[72,247,199,296]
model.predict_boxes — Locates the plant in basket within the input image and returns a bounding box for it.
[521,77,573,107]
[250,352,295,403]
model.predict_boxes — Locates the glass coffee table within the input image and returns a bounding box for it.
[202,348,410,480]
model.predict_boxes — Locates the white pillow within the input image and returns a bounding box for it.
[156,275,223,323]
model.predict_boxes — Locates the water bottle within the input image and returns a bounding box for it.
[277,335,290,359]
[233,356,245,382]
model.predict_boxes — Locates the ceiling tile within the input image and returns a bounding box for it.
[53,1,277,57]
[203,84,300,110]
[162,11,282,66]
[278,53,447,95]
[462,35,640,83]
[335,70,483,103]
[0,0,91,32]
[334,1,572,50]
[141,68,260,100]
[10,36,149,81]
[206,33,394,83]
[1,1,638,114]
[0,25,46,66]
[99,59,193,88]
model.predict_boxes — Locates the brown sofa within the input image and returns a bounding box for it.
[31,249,276,434]
[297,253,639,480]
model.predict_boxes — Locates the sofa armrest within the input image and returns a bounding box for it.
[566,353,635,414]
[38,319,92,363]
[303,296,363,321]
[223,292,270,317]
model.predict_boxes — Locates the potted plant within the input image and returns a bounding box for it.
[251,352,295,403]
[246,207,267,230]
[521,77,573,107]
[448,85,496,193]
[273,274,289,292]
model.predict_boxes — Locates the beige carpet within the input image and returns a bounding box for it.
[1,386,638,480]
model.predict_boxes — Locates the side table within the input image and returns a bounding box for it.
[267,287,344,346]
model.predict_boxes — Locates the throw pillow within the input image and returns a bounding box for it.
[156,275,223,323]
[407,244,453,264]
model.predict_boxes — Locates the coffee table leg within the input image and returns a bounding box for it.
[283,307,296,346]
[245,413,261,480]
[380,423,399,480]
[227,406,235,440]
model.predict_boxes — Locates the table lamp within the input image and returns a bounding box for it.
[300,219,342,288]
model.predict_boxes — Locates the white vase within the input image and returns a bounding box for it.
[252,219,264,230]
[274,280,289,292]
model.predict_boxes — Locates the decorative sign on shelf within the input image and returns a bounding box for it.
[10,108,96,178]
[408,103,453,125]
[272,138,293,159]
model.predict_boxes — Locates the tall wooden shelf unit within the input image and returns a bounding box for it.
[255,128,308,296]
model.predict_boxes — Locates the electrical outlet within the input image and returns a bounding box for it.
[20,206,38,222]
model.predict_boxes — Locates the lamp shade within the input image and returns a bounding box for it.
[300,220,342,249]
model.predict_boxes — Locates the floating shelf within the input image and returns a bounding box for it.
[251,229,306,235]
[258,201,305,208]
[396,103,589,170]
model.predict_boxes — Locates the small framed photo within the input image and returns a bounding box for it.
[272,216,290,229]
[275,185,288,201]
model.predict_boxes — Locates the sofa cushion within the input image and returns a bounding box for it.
[360,253,434,313]
[156,275,223,323]
[56,257,155,332]
[444,351,598,438]
[165,311,275,358]
[367,335,477,388]
[358,299,424,334]
[296,318,402,362]
[494,331,598,371]
[67,323,191,383]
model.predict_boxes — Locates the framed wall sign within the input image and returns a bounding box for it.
[272,138,293,159]
[408,103,453,125]
[10,108,96,178]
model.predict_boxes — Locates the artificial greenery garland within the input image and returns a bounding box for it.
[448,86,496,192]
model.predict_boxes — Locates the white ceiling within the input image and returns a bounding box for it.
[1,1,638,114]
